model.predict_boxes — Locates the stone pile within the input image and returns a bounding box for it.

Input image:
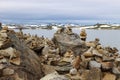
[16,30,57,56]
[0,26,120,80]
[40,27,120,80]
[0,27,44,80]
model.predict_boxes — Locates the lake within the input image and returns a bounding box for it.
[15,29,120,51]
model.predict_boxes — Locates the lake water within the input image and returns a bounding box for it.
[15,29,120,51]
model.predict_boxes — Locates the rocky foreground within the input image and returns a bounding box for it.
[0,27,120,80]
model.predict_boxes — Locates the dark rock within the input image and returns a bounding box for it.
[0,22,2,30]
[55,66,72,74]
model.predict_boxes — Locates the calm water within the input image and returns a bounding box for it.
[15,29,120,51]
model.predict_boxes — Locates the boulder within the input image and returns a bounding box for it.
[0,30,44,80]
[52,29,87,56]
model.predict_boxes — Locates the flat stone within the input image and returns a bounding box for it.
[102,73,116,80]
[3,68,14,76]
[101,62,114,71]
[103,56,114,62]
[55,66,72,74]
[92,49,102,57]
[9,57,21,65]
[40,72,70,80]
[89,61,101,69]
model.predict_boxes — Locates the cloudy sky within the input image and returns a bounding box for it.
[0,0,120,24]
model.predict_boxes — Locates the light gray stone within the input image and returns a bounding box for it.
[89,61,101,69]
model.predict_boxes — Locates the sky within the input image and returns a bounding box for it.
[0,0,120,24]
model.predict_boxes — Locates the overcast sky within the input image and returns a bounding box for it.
[0,0,120,24]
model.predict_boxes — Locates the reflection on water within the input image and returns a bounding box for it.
[15,29,120,51]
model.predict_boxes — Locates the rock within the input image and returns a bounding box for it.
[62,57,73,63]
[55,66,72,74]
[9,57,21,65]
[52,28,86,56]
[14,73,24,80]
[103,56,114,62]
[115,58,120,62]
[95,56,102,62]
[3,68,14,76]
[92,49,103,57]
[83,52,93,57]
[40,72,70,80]
[0,22,2,30]
[0,64,6,69]
[64,50,74,58]
[0,58,8,64]
[83,47,93,57]
[0,33,8,38]
[112,67,120,75]
[42,64,56,75]
[69,68,77,75]
[101,62,114,71]
[0,31,44,80]
[72,56,81,70]
[81,68,101,80]
[89,61,101,69]
[102,73,116,80]
[85,42,96,47]
[80,60,89,69]
[0,47,17,60]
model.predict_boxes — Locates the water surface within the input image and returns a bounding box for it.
[15,29,120,51]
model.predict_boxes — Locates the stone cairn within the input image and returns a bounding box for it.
[40,27,120,80]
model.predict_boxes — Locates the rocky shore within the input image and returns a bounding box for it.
[0,26,119,80]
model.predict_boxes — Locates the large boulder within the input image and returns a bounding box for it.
[0,30,44,80]
[52,28,87,56]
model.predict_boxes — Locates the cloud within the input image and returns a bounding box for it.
[0,0,120,23]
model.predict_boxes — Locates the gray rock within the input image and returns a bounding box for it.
[69,68,77,75]
[112,67,120,75]
[55,66,72,74]
[89,61,101,69]
[52,29,87,56]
